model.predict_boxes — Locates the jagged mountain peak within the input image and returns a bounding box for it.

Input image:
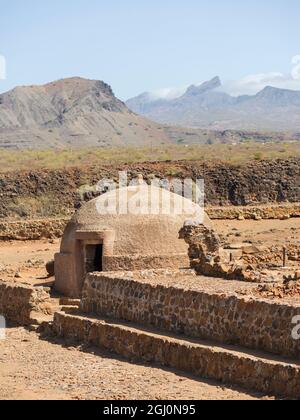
[126,77,300,131]
[184,76,222,97]
[255,85,299,98]
[255,85,283,96]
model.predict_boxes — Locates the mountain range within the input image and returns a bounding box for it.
[1,76,300,150]
[126,77,300,131]
[0,77,176,149]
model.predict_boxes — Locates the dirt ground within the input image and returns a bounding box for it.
[0,239,60,285]
[0,218,299,285]
[0,218,299,400]
[0,326,274,401]
[214,218,300,248]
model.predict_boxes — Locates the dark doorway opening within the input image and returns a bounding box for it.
[85,244,103,273]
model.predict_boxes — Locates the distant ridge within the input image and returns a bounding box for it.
[1,77,300,150]
[126,77,300,131]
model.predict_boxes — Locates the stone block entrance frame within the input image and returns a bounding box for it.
[55,230,115,297]
[75,230,115,283]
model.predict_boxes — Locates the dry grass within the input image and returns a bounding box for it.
[1,142,300,172]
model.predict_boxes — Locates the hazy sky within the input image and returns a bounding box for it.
[0,0,300,99]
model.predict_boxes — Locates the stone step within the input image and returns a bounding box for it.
[53,311,300,398]
[60,305,80,313]
[81,272,300,359]
[29,311,54,326]
[59,298,81,307]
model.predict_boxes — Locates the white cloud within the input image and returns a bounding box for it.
[142,56,300,100]
[221,55,300,96]
[220,72,300,96]
[145,80,207,101]
[291,55,300,80]
[148,85,189,101]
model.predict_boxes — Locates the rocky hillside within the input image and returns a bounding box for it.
[0,77,175,149]
[0,158,299,219]
[1,77,300,150]
[127,76,300,131]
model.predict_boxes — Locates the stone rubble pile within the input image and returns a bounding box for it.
[255,280,300,299]
[180,221,300,283]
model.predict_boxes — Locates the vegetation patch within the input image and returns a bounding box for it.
[1,142,300,172]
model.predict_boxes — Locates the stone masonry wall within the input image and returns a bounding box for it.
[1,159,299,220]
[0,203,299,241]
[0,218,69,240]
[53,311,300,398]
[0,281,50,325]
[207,203,300,220]
[81,272,300,359]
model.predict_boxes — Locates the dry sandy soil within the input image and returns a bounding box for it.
[0,218,298,400]
[0,239,59,285]
[214,218,300,248]
[0,326,273,400]
[0,218,299,285]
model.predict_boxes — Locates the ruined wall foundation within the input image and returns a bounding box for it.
[0,281,51,325]
[0,203,299,241]
[53,311,300,398]
[81,272,300,359]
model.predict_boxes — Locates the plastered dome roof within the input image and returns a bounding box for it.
[61,184,209,256]
[55,184,211,297]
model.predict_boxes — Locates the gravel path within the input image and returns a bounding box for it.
[0,326,273,400]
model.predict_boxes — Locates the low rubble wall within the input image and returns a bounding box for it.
[0,281,50,325]
[0,218,68,240]
[0,204,299,241]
